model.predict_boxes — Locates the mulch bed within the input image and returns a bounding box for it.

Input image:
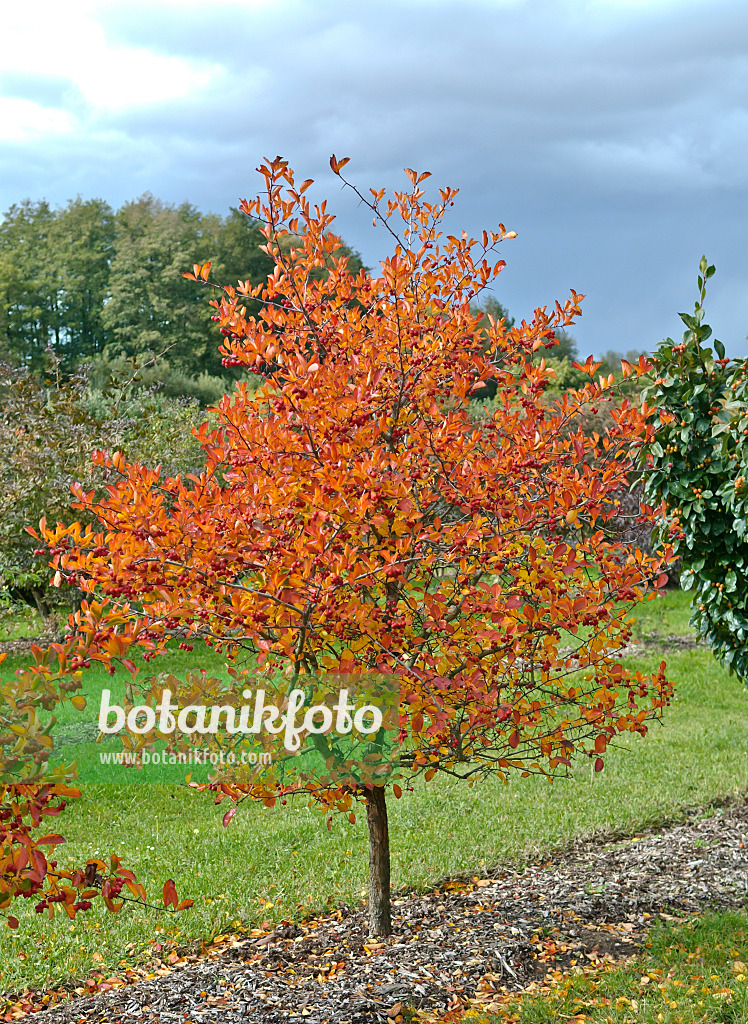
[0,635,60,656]
[14,801,748,1024]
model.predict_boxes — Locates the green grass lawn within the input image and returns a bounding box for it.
[1,589,747,997]
[485,910,748,1024]
[629,587,696,641]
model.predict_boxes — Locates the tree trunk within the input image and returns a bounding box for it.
[365,785,392,936]
[30,587,52,624]
[10,586,52,625]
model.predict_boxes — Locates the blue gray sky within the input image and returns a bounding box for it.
[1,0,746,357]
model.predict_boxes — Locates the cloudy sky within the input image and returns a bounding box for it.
[1,0,746,357]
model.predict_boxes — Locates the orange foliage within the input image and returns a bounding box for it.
[2,157,673,924]
[46,157,670,789]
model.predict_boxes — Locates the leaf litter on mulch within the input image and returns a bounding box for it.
[4,800,747,1024]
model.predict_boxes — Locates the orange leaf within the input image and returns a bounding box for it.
[329,155,350,174]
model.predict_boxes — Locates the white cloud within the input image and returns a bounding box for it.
[0,97,75,143]
[1,0,220,112]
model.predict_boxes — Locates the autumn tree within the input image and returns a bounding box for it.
[37,158,673,936]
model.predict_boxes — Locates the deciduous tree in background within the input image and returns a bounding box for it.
[0,359,103,621]
[37,158,673,935]
[101,195,218,378]
[0,200,60,368]
[0,355,209,619]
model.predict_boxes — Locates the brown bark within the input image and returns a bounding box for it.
[364,785,392,936]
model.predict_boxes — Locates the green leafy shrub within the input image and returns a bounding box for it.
[644,256,748,676]
[0,355,215,620]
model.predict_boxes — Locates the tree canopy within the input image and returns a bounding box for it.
[33,158,673,934]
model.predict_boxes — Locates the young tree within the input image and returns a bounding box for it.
[38,158,673,935]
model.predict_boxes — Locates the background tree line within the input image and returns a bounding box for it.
[0,192,637,407]
[0,194,364,403]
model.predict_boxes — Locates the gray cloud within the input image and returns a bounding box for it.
[2,0,746,355]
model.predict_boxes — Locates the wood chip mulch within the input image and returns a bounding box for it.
[0,635,60,656]
[13,800,748,1024]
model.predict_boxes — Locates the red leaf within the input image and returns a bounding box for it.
[35,834,64,846]
[162,879,178,909]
